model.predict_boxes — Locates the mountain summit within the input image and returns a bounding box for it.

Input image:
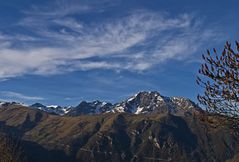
[112,91,198,115]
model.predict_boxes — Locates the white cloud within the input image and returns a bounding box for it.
[23,0,120,17]
[1,91,44,101]
[0,5,218,79]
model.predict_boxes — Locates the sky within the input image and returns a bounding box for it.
[0,0,238,106]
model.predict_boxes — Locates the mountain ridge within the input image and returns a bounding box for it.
[11,91,200,116]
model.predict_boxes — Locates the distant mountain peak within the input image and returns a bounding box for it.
[112,91,198,115]
[30,103,71,116]
[112,91,166,114]
[0,101,27,107]
[66,100,113,116]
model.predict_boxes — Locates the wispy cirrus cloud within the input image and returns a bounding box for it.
[0,91,44,101]
[23,0,120,17]
[0,0,219,80]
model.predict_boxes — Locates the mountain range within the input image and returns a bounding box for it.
[25,91,201,116]
[0,91,238,162]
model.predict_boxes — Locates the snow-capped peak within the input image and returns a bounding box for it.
[112,91,166,114]
[0,101,6,107]
[30,103,72,116]
[111,91,198,115]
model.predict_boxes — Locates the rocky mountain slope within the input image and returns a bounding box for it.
[0,92,238,162]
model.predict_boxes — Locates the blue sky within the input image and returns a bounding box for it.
[0,0,238,106]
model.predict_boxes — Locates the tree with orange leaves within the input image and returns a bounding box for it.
[197,41,239,119]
